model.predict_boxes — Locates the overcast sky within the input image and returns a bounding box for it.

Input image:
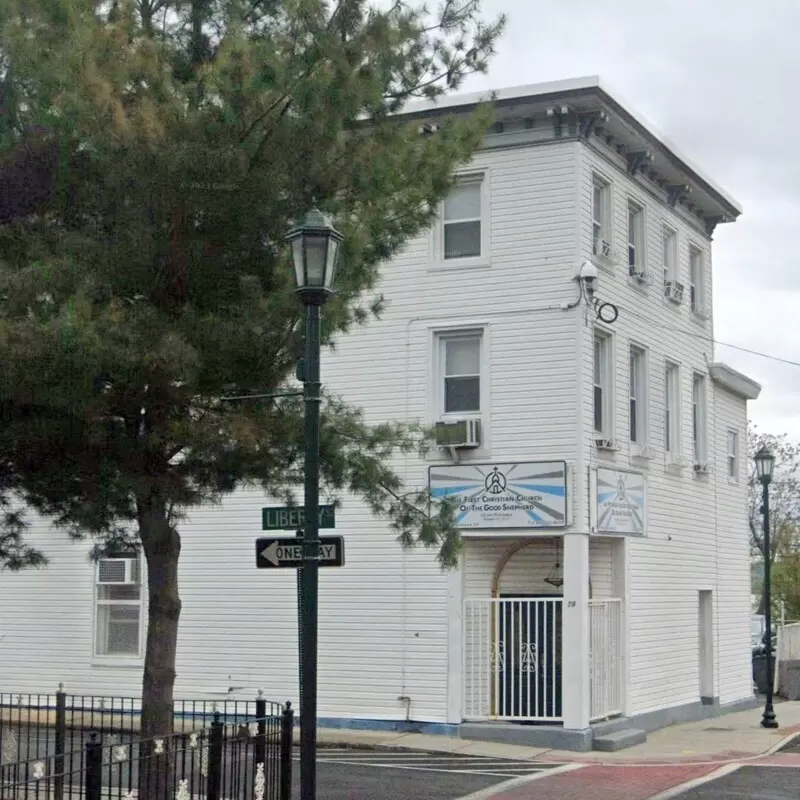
[457,0,800,443]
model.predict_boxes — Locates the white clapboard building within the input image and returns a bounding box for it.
[0,77,761,751]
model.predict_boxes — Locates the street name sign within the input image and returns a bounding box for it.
[262,505,336,531]
[255,536,345,569]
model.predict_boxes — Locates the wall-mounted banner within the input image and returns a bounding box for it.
[596,468,645,534]
[428,462,567,529]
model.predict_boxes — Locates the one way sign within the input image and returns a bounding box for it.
[255,536,345,569]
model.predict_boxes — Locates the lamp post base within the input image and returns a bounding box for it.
[761,707,779,729]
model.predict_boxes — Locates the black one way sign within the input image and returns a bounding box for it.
[255,536,345,569]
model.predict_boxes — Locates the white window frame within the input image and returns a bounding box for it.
[689,245,705,315]
[629,345,647,446]
[627,200,645,277]
[593,330,614,437]
[727,430,739,480]
[692,373,707,465]
[93,554,144,663]
[592,174,612,261]
[665,361,681,460]
[437,329,484,419]
[662,225,677,285]
[433,171,490,270]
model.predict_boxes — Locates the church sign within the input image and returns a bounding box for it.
[428,461,567,530]
[596,468,645,535]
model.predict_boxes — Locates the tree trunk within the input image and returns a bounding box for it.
[138,496,182,797]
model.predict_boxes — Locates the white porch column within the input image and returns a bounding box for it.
[562,532,591,730]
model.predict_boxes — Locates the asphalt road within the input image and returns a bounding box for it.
[673,766,799,799]
[291,748,561,800]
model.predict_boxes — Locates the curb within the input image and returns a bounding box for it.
[645,763,742,800]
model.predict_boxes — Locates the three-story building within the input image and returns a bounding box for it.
[0,76,761,751]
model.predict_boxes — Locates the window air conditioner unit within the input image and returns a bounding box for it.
[664,280,684,304]
[97,558,139,586]
[435,419,481,449]
[595,437,619,451]
[633,444,656,459]
[693,462,712,474]
[630,267,647,283]
[668,454,690,468]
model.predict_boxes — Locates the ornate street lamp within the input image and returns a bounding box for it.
[755,444,778,730]
[285,208,342,800]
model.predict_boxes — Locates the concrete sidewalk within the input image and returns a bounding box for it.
[314,700,800,766]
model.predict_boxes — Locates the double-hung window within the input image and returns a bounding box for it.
[629,346,647,444]
[441,332,482,415]
[627,201,645,277]
[692,373,707,464]
[592,176,611,258]
[443,176,484,261]
[727,430,739,479]
[95,554,143,658]
[665,362,680,458]
[662,226,677,285]
[594,331,613,435]
[689,246,704,314]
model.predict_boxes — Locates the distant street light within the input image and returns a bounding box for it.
[755,444,778,730]
[285,209,343,800]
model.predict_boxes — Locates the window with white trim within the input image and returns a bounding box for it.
[440,332,482,415]
[592,175,611,258]
[662,225,677,284]
[594,331,613,435]
[665,361,680,457]
[689,246,704,314]
[727,430,739,479]
[629,346,647,444]
[95,554,143,657]
[443,176,483,261]
[692,373,707,464]
[627,201,645,276]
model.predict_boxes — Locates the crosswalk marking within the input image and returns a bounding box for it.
[296,748,562,778]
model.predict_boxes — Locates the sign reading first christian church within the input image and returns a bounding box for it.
[428,461,567,529]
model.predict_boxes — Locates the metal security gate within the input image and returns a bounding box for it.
[589,598,624,721]
[463,598,562,722]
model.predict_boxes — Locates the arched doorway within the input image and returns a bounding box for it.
[491,539,564,722]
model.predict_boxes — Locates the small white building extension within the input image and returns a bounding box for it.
[0,77,762,751]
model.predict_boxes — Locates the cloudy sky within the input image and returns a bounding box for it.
[457,0,800,442]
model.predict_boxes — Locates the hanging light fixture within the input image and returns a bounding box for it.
[545,537,564,589]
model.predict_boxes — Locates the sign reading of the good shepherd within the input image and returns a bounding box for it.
[596,468,645,534]
[428,462,567,529]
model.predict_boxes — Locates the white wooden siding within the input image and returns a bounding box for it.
[578,141,751,714]
[0,139,583,725]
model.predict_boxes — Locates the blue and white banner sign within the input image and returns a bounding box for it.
[428,462,567,529]
[596,468,645,534]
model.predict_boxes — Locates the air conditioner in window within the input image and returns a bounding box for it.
[595,437,620,451]
[693,462,713,474]
[630,267,648,284]
[97,558,139,586]
[435,419,481,449]
[668,454,690,468]
[664,280,684,304]
[633,444,656,459]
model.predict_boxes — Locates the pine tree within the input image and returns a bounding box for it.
[0,0,504,743]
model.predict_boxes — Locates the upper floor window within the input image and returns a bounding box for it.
[441,332,482,414]
[443,176,483,261]
[665,361,680,457]
[662,225,677,284]
[689,246,705,314]
[592,175,612,258]
[95,554,143,658]
[627,201,645,277]
[692,373,707,464]
[727,430,739,479]
[629,346,647,444]
[594,331,613,435]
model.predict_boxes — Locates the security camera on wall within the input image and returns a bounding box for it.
[579,260,598,299]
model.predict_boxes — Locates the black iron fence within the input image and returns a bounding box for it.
[0,691,293,800]
[0,709,293,799]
